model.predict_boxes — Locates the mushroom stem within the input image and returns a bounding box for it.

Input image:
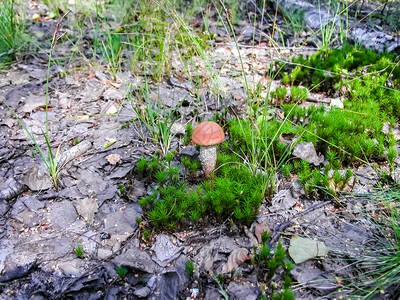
[199,145,217,178]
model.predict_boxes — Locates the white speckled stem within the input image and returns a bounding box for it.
[199,145,217,178]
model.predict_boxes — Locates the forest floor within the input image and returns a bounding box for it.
[1,0,400,299]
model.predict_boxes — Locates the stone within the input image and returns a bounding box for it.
[293,142,324,166]
[113,248,159,273]
[97,248,113,260]
[77,169,107,197]
[102,88,124,101]
[127,179,146,201]
[102,205,140,235]
[226,282,260,300]
[134,286,151,298]
[58,260,83,277]
[47,200,78,231]
[151,234,184,267]
[0,239,13,274]
[180,146,199,157]
[147,270,180,300]
[271,189,297,211]
[73,197,98,225]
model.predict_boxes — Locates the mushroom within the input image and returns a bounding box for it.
[192,121,225,178]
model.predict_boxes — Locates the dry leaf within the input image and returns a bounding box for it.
[104,138,117,148]
[77,115,89,120]
[254,221,271,244]
[32,13,41,21]
[106,154,121,165]
[106,104,118,114]
[221,248,249,273]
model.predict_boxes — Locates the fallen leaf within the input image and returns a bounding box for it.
[221,248,249,273]
[32,13,41,21]
[104,138,117,148]
[106,104,118,114]
[288,236,329,264]
[106,153,121,165]
[254,221,271,244]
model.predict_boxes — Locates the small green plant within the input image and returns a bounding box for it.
[272,87,287,105]
[117,183,125,195]
[387,146,398,170]
[165,150,176,165]
[328,188,400,299]
[213,272,228,300]
[290,86,308,103]
[137,157,148,176]
[116,266,128,278]
[75,246,84,258]
[5,16,70,189]
[0,0,25,66]
[185,261,195,276]
[184,123,194,145]
[255,234,294,299]
[281,164,293,179]
[142,230,150,242]
[129,80,184,155]
[280,6,306,37]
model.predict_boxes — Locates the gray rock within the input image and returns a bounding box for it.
[0,246,36,283]
[0,199,9,216]
[127,179,146,201]
[109,166,132,179]
[341,222,370,245]
[289,179,305,198]
[173,255,190,292]
[181,146,199,157]
[271,189,297,211]
[21,164,53,191]
[47,200,78,231]
[239,26,261,42]
[21,195,45,211]
[103,204,140,235]
[170,123,186,136]
[58,186,85,199]
[205,287,223,300]
[102,88,124,101]
[217,236,239,254]
[391,167,400,185]
[227,282,259,300]
[77,169,107,197]
[73,197,98,225]
[353,166,379,194]
[19,94,46,113]
[58,260,83,277]
[0,239,13,274]
[293,142,324,166]
[0,177,25,201]
[291,261,337,294]
[151,234,184,267]
[134,286,151,298]
[113,248,160,273]
[195,241,222,273]
[147,270,180,300]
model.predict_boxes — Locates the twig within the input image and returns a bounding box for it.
[269,201,332,245]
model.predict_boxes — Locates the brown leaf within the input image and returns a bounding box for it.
[254,221,271,244]
[221,248,249,273]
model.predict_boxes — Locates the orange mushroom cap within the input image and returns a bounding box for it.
[192,121,225,146]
